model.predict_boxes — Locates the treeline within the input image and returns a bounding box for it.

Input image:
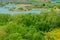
[0,0,40,3]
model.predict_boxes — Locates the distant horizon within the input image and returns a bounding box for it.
[0,0,60,3]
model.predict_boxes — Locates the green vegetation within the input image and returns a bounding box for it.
[0,0,60,40]
[0,10,60,40]
[9,7,16,11]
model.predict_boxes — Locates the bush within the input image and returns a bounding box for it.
[4,33,23,40]
[33,32,45,40]
[0,11,60,40]
[0,14,12,25]
[9,7,16,11]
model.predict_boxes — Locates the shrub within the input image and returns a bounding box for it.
[0,11,60,40]
[3,33,23,40]
[0,14,12,25]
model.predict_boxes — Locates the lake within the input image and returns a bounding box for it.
[0,7,41,14]
[0,4,50,14]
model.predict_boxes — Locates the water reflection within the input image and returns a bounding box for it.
[0,4,41,14]
[0,4,52,14]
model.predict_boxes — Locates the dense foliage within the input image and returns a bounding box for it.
[0,11,60,40]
